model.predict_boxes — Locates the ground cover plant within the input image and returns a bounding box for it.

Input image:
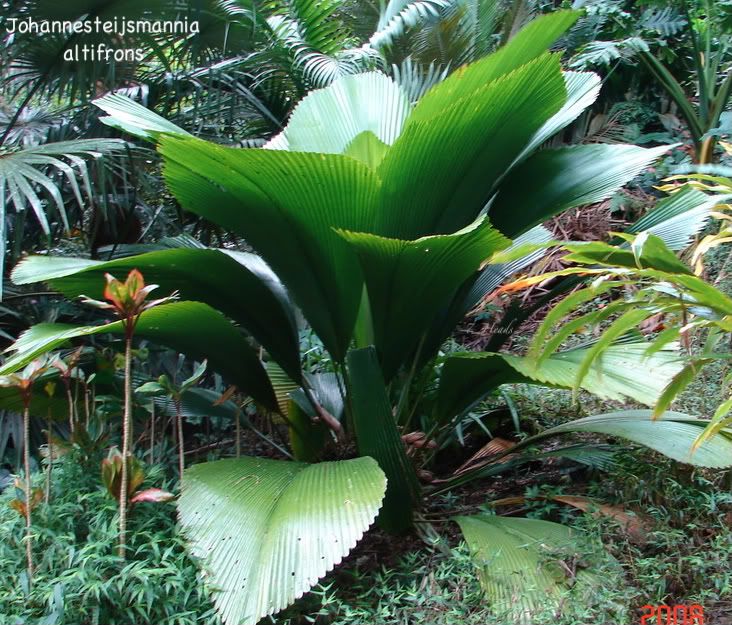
[1,1,732,624]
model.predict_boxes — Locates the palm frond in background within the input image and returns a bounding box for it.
[0,139,127,292]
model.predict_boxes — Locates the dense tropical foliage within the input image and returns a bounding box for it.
[1,0,732,623]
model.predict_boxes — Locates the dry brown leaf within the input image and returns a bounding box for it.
[454,437,516,476]
[490,494,649,544]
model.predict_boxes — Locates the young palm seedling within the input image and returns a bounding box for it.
[82,269,177,558]
[137,360,207,480]
[50,348,83,434]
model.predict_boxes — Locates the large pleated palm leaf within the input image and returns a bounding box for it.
[4,8,714,471]
[180,456,387,624]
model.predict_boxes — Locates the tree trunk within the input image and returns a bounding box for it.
[118,335,133,559]
[23,401,34,586]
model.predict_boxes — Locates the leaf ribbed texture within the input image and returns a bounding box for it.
[505,342,683,404]
[626,186,716,251]
[370,0,451,49]
[94,93,190,141]
[266,361,300,416]
[490,144,673,237]
[155,388,241,422]
[518,70,601,160]
[179,456,386,625]
[436,343,683,422]
[376,53,567,239]
[160,136,378,361]
[465,225,553,309]
[339,216,509,377]
[409,10,578,124]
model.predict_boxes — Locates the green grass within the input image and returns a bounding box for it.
[0,451,219,625]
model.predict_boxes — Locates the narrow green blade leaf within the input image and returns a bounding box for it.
[572,309,652,394]
[527,281,623,361]
[563,235,694,275]
[693,398,732,451]
[653,360,710,419]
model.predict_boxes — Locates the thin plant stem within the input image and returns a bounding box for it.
[395,336,425,428]
[175,398,185,480]
[84,383,90,429]
[118,333,133,559]
[65,383,74,435]
[73,377,80,425]
[22,398,34,586]
[236,407,241,459]
[45,408,52,506]
[149,403,155,464]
